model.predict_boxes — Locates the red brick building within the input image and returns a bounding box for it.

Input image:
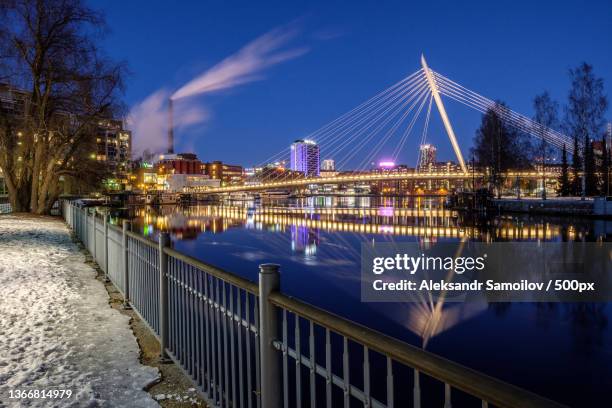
[157,153,204,175]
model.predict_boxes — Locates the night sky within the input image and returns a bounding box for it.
[90,0,612,167]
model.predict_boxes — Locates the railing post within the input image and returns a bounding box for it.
[103,214,110,282]
[92,210,96,258]
[259,263,281,408]
[122,220,132,310]
[159,232,171,363]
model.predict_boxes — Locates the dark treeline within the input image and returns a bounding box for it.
[472,63,610,198]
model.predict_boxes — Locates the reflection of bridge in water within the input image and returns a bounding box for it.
[137,205,564,240]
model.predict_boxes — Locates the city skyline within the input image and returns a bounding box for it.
[92,0,612,167]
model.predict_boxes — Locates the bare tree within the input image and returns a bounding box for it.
[533,92,559,199]
[564,63,608,198]
[472,102,531,198]
[0,0,125,213]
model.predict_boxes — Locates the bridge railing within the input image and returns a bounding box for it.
[61,200,566,408]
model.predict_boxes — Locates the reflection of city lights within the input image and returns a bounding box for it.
[378,207,394,217]
[132,204,563,245]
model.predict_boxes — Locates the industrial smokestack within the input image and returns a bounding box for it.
[167,98,174,154]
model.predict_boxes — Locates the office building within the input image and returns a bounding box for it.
[290,139,320,177]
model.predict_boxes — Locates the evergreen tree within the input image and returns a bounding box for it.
[558,144,571,196]
[571,136,582,195]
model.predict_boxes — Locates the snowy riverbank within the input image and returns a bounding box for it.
[0,215,159,407]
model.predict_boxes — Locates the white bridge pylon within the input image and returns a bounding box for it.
[421,54,468,174]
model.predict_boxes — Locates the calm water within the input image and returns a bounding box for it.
[128,197,611,407]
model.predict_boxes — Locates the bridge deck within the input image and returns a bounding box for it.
[195,172,485,194]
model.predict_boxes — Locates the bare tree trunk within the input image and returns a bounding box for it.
[30,142,44,213]
[34,158,59,214]
[4,173,27,212]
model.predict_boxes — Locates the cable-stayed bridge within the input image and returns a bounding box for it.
[200,55,571,195]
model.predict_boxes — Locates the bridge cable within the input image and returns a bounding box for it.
[264,76,427,184]
[334,81,430,170]
[413,93,434,170]
[355,87,431,171]
[253,69,425,170]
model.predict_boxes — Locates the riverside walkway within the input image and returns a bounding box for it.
[0,215,159,407]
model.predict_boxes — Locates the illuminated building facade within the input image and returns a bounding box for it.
[321,159,335,171]
[203,161,244,185]
[157,153,204,175]
[166,174,220,192]
[2,83,132,192]
[96,120,131,189]
[290,139,320,176]
[418,144,437,171]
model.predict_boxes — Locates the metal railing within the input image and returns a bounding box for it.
[61,201,567,408]
[0,202,12,214]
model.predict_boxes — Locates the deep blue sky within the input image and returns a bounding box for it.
[91,0,612,167]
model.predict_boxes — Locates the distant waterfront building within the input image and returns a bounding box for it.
[418,144,437,171]
[290,139,320,177]
[165,174,220,192]
[321,159,335,171]
[96,120,131,189]
[428,161,463,174]
[157,153,203,175]
[203,161,244,186]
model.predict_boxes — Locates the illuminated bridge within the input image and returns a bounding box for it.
[189,170,560,195]
[196,171,483,194]
[194,55,571,196]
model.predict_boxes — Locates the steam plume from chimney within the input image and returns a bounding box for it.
[168,98,174,154]
[128,22,308,158]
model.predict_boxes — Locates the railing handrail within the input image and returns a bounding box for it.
[125,229,157,247]
[269,292,567,408]
[163,246,259,295]
[108,223,122,234]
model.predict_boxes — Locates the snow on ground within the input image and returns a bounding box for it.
[0,215,159,407]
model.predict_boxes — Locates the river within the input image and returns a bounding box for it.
[123,196,611,407]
